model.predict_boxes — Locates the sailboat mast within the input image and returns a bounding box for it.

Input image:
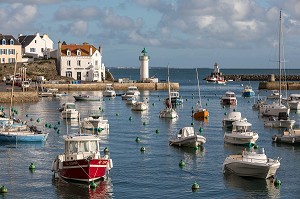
[196,68,202,107]
[167,65,172,109]
[9,53,18,119]
[278,10,282,106]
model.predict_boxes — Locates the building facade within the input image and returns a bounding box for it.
[0,34,22,63]
[57,41,105,82]
[18,32,54,59]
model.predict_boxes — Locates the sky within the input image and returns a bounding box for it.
[1,0,300,69]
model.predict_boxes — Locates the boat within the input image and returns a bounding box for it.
[131,101,148,111]
[267,90,281,99]
[242,85,255,97]
[169,127,206,148]
[164,91,183,106]
[159,66,178,119]
[286,94,300,110]
[0,53,48,142]
[272,126,300,144]
[126,97,137,105]
[53,92,68,97]
[222,111,247,130]
[264,112,295,128]
[121,86,140,100]
[73,94,100,101]
[193,68,209,120]
[252,95,267,110]
[61,102,80,119]
[103,84,116,97]
[38,88,59,97]
[51,133,113,183]
[80,111,109,134]
[223,148,280,179]
[204,62,225,83]
[220,91,237,105]
[224,120,259,145]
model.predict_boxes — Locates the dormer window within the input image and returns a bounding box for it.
[77,50,81,56]
[67,50,71,56]
[2,39,6,45]
[9,39,14,45]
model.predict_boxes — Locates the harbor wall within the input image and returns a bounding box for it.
[0,92,39,103]
[224,74,300,81]
[258,81,300,90]
[42,82,180,91]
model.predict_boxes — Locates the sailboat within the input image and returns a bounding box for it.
[193,68,209,120]
[159,66,178,118]
[260,10,290,117]
[0,53,48,142]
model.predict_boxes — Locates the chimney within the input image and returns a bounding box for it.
[98,46,102,54]
[18,33,22,37]
[89,46,93,56]
[35,32,40,37]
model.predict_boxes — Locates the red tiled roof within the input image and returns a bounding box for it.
[60,44,97,56]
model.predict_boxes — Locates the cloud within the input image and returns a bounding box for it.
[0,3,37,33]
[55,6,101,20]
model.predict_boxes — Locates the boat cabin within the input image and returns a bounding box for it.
[177,127,195,139]
[232,120,252,133]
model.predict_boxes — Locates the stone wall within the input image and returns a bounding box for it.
[0,91,39,103]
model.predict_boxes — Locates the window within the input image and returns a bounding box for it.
[10,39,14,45]
[69,141,78,153]
[35,40,37,43]
[77,50,81,56]
[77,60,81,66]
[66,71,72,77]
[95,60,98,66]
[41,48,44,52]
[2,58,5,63]
[30,48,35,52]
[2,39,6,45]
[67,60,71,66]
[86,71,89,76]
[67,50,71,56]
[3,49,7,54]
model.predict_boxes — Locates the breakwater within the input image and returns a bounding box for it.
[0,91,39,103]
[224,74,300,81]
[258,81,300,90]
[42,82,180,91]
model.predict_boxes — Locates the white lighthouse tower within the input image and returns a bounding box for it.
[139,47,150,82]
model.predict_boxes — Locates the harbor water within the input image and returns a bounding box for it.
[1,68,300,198]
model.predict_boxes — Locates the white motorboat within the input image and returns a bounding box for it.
[131,101,148,111]
[103,84,116,97]
[38,88,59,97]
[267,90,282,99]
[222,111,246,130]
[169,127,206,148]
[286,94,300,110]
[126,97,137,105]
[224,120,259,145]
[223,148,281,179]
[61,102,80,119]
[80,111,109,134]
[220,91,237,105]
[272,126,300,144]
[264,112,295,128]
[121,86,140,100]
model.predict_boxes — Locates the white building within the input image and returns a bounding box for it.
[57,41,105,82]
[139,47,150,81]
[18,32,54,59]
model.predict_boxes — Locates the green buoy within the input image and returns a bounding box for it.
[90,181,97,189]
[192,181,200,191]
[135,137,141,142]
[143,122,146,125]
[129,116,132,121]
[103,147,109,154]
[0,185,7,193]
[29,163,36,170]
[116,113,119,116]
[155,129,159,134]
[140,147,146,152]
[274,179,281,187]
[179,160,185,167]
[199,127,203,133]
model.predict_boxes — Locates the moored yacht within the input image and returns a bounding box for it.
[220,91,237,105]
[169,127,206,148]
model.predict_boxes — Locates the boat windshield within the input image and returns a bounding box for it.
[68,140,98,153]
[66,104,76,109]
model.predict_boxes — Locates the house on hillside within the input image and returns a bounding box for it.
[57,41,105,82]
[18,32,54,59]
[0,34,22,63]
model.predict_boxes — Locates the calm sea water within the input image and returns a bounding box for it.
[1,68,300,199]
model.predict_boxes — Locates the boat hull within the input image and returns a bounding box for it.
[272,134,300,144]
[0,132,48,142]
[193,110,209,120]
[169,135,206,148]
[223,159,280,179]
[74,96,100,101]
[242,91,255,97]
[224,133,258,145]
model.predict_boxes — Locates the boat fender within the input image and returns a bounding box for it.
[109,159,113,169]
[292,137,295,143]
[273,136,277,142]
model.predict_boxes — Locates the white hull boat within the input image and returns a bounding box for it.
[169,127,206,148]
[220,91,237,105]
[131,101,148,111]
[272,127,300,144]
[103,84,116,97]
[61,102,79,119]
[80,111,109,134]
[159,108,178,118]
[223,148,280,179]
[222,112,246,130]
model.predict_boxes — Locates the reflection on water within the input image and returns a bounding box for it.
[223,174,280,198]
[52,177,113,199]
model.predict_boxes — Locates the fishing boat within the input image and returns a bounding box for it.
[131,101,148,111]
[224,120,259,146]
[261,11,290,117]
[164,91,183,106]
[272,126,300,144]
[103,84,116,97]
[242,85,255,97]
[61,102,80,119]
[220,91,237,105]
[169,127,206,148]
[51,133,113,183]
[264,112,295,128]
[159,66,178,119]
[223,148,280,179]
[193,68,209,120]
[80,111,109,134]
[73,94,100,101]
[204,62,225,83]
[222,111,247,130]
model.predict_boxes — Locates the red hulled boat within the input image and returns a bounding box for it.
[51,133,113,183]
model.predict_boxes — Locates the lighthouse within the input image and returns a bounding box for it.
[139,48,150,81]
